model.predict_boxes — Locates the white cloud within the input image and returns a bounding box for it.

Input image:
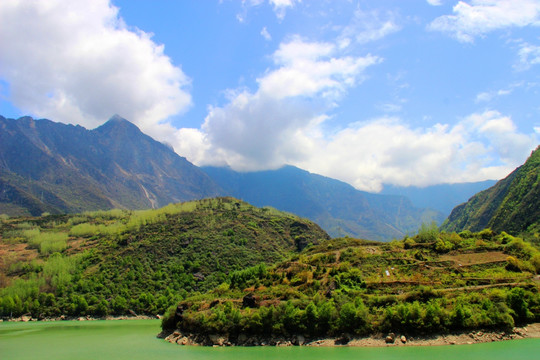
[237,0,298,22]
[0,0,191,135]
[259,36,380,100]
[428,0,540,42]
[296,110,537,191]
[268,0,298,20]
[174,34,535,191]
[340,8,401,45]
[175,36,380,171]
[475,88,512,102]
[516,42,540,70]
[180,99,537,192]
[427,0,444,5]
[261,27,272,41]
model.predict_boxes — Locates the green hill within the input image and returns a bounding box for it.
[0,197,328,318]
[161,228,540,344]
[441,146,540,237]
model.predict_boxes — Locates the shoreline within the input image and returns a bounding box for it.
[161,323,540,347]
[0,314,159,323]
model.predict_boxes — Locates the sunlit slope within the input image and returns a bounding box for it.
[442,146,540,236]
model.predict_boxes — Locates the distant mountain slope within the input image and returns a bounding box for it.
[203,165,444,241]
[0,115,224,216]
[441,146,540,235]
[380,180,497,215]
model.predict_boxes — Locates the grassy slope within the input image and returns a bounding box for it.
[0,197,329,318]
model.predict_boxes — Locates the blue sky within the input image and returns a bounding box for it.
[0,0,539,191]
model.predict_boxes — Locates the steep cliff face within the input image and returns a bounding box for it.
[442,146,540,235]
[0,115,224,215]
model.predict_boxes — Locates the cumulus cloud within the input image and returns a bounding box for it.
[428,0,540,42]
[296,110,537,191]
[427,0,444,5]
[181,100,537,192]
[259,36,380,100]
[175,33,535,191]
[176,36,380,171]
[0,0,191,135]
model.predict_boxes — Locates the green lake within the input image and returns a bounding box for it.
[1,319,538,360]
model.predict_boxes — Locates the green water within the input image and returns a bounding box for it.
[1,320,538,360]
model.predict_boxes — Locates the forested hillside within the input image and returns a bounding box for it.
[442,146,540,238]
[0,198,328,318]
[162,227,540,345]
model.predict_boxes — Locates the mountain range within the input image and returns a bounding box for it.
[0,115,224,216]
[202,165,444,240]
[0,115,501,241]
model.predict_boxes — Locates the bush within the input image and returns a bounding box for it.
[416,222,439,243]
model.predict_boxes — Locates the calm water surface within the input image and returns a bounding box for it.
[1,319,538,360]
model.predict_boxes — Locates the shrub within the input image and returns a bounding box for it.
[416,222,439,243]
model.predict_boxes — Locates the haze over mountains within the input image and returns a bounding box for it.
[380,181,497,215]
[1,115,498,240]
[202,165,444,240]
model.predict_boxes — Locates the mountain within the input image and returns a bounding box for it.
[380,180,497,216]
[0,197,330,318]
[441,145,540,235]
[0,115,224,216]
[202,165,444,241]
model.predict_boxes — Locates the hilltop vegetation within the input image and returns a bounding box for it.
[162,226,540,343]
[442,146,540,241]
[0,197,328,318]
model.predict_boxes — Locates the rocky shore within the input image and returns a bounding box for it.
[1,314,159,322]
[160,323,540,347]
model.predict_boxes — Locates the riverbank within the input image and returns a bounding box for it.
[161,323,540,347]
[0,314,159,322]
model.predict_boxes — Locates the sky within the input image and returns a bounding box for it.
[0,0,539,192]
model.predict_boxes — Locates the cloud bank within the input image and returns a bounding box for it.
[0,0,191,136]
